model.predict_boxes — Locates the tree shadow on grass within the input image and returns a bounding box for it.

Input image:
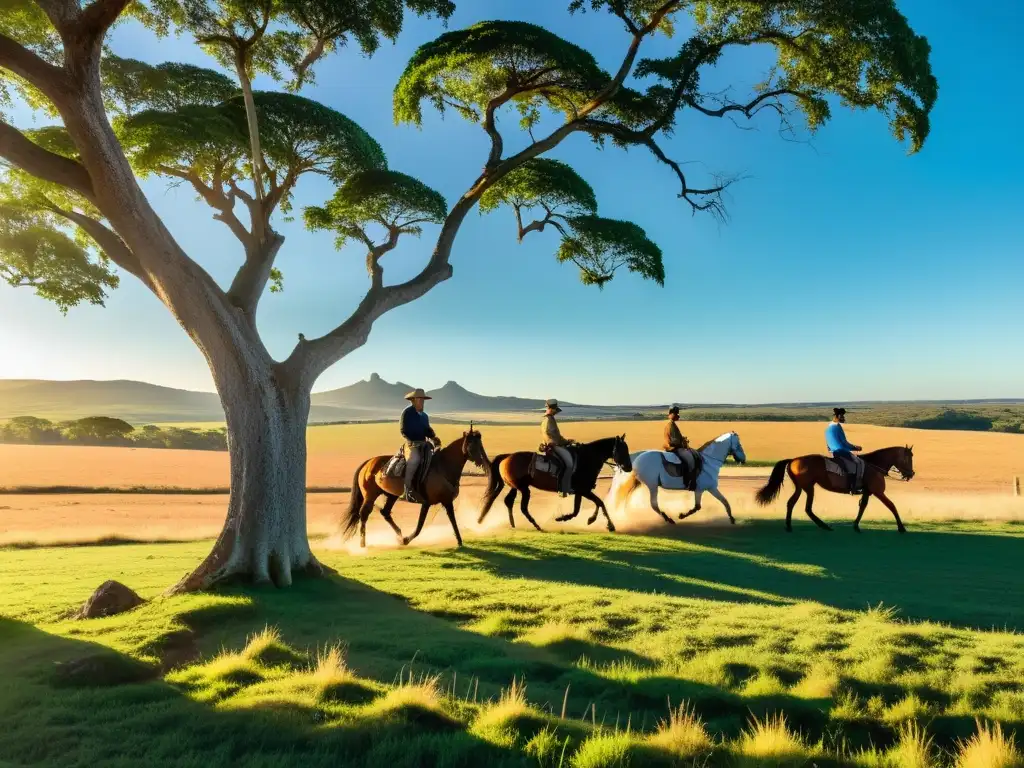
[455,520,1024,631]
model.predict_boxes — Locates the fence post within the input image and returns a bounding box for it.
[1015,476,1021,498]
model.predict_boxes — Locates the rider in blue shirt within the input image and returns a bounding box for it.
[826,407,863,490]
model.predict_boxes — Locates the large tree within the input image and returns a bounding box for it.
[0,0,936,591]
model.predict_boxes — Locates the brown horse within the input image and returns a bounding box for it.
[478,436,632,532]
[755,446,915,532]
[341,426,489,548]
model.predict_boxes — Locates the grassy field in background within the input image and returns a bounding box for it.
[3,523,1024,767]
[3,420,1023,493]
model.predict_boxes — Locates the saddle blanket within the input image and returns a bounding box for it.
[382,445,433,485]
[530,454,560,478]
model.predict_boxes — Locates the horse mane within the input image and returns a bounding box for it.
[860,445,905,468]
[696,432,732,453]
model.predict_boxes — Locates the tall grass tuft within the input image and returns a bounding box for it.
[734,712,814,767]
[647,702,713,759]
[955,720,1023,768]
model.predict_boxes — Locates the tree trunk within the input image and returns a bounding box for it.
[168,358,321,594]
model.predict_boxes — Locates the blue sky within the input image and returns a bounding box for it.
[1,1,1022,404]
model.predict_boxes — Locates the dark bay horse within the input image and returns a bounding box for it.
[755,446,915,532]
[342,427,489,548]
[478,436,632,532]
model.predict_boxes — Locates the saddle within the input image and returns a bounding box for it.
[529,444,570,483]
[661,449,703,491]
[825,453,864,494]
[383,444,434,490]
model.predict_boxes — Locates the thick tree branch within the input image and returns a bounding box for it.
[0,120,97,201]
[226,232,284,315]
[77,0,133,39]
[0,33,68,96]
[45,201,152,288]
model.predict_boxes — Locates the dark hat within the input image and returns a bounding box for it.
[544,399,562,414]
[668,404,680,415]
[833,407,847,416]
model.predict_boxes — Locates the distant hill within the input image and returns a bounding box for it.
[1,376,1022,432]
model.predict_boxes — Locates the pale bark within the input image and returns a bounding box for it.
[168,356,320,593]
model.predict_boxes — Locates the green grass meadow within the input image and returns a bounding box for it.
[2,521,1024,767]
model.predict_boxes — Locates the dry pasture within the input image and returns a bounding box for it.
[1,420,1022,547]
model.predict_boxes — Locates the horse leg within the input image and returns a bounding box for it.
[358,492,379,548]
[785,486,802,532]
[583,490,615,532]
[379,495,404,543]
[679,488,704,520]
[648,484,675,525]
[403,503,431,545]
[518,487,542,531]
[804,485,833,531]
[555,493,584,522]
[853,492,870,533]
[443,501,463,547]
[503,488,518,529]
[707,485,735,524]
[875,490,908,534]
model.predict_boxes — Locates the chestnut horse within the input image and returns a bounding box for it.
[341,426,489,548]
[478,436,632,532]
[754,446,915,532]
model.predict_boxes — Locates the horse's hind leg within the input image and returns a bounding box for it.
[518,487,542,531]
[583,490,615,532]
[853,492,870,533]
[443,501,464,547]
[403,503,431,545]
[804,485,833,531]
[358,492,379,548]
[785,486,802,532]
[555,494,584,523]
[875,490,907,534]
[379,495,404,543]
[503,488,518,529]
[648,484,675,525]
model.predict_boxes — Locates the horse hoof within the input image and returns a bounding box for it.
[825,526,834,532]
[853,526,861,533]
[607,524,616,533]
[729,517,736,525]
[898,527,907,534]
[401,537,410,546]
[665,518,676,526]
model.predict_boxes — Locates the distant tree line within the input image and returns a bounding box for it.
[0,417,227,450]
[626,406,1024,433]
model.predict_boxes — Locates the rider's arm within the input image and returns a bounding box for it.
[400,407,420,442]
[545,417,569,446]
[837,424,860,451]
[422,414,438,442]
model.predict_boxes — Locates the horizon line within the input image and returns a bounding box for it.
[2,376,1021,409]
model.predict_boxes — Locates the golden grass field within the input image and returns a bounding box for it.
[1,420,1022,547]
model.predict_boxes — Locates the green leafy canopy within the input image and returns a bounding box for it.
[558,215,664,288]
[304,169,447,248]
[0,204,119,313]
[479,158,597,216]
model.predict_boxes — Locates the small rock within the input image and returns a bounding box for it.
[78,580,144,619]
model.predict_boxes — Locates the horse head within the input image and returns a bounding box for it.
[896,444,915,480]
[729,432,747,465]
[612,434,632,472]
[462,422,488,468]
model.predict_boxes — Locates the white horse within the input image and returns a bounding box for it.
[606,432,747,525]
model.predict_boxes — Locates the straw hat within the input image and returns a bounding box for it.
[405,388,431,401]
[544,399,562,414]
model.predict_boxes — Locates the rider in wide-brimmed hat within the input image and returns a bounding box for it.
[541,399,575,496]
[663,404,696,488]
[826,407,864,492]
[400,388,440,502]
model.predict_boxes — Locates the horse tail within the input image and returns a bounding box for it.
[608,467,640,512]
[755,459,791,506]
[478,454,508,523]
[341,459,370,539]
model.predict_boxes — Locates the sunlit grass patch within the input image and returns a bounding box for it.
[955,720,1023,768]
[366,673,461,731]
[882,693,934,726]
[239,625,305,669]
[856,721,937,768]
[733,712,818,767]
[646,702,714,759]
[793,662,841,700]
[570,730,637,768]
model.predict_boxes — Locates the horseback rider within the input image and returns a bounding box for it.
[541,399,575,497]
[826,407,864,492]
[400,388,441,502]
[663,405,695,488]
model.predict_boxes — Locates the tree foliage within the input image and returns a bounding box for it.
[0,203,118,313]
[478,158,597,217]
[557,215,664,288]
